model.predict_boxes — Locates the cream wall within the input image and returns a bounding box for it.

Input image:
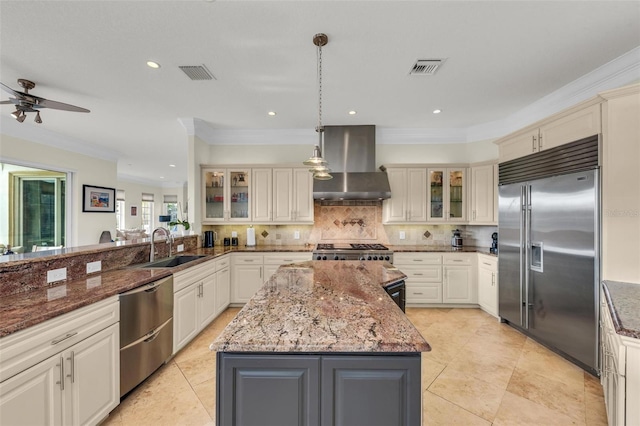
[206,140,499,167]
[1,134,117,247]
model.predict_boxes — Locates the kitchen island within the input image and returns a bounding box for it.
[210,260,430,426]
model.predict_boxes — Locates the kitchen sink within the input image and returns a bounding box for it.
[137,255,208,268]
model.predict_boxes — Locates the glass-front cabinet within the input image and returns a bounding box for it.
[203,168,251,223]
[427,168,466,222]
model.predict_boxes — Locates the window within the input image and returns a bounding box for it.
[163,194,178,223]
[141,193,154,234]
[2,165,67,252]
[115,189,125,230]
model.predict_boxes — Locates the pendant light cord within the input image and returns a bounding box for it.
[317,42,323,134]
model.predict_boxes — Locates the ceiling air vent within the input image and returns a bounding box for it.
[179,65,216,81]
[409,59,445,75]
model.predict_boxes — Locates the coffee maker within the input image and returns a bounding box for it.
[451,229,463,248]
[490,232,498,254]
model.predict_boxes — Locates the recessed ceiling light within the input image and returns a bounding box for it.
[348,110,357,115]
[169,164,176,168]
[268,111,277,116]
[147,61,161,69]
[159,176,165,179]
[433,109,442,114]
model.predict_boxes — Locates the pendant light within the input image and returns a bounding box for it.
[303,33,332,180]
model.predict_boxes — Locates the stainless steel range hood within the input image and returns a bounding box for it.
[313,125,391,200]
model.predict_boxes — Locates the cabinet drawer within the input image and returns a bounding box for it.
[215,255,230,271]
[232,254,264,265]
[173,258,217,292]
[406,283,442,304]
[0,296,119,383]
[394,253,442,265]
[443,254,474,265]
[400,265,442,282]
[478,255,497,270]
[263,253,312,265]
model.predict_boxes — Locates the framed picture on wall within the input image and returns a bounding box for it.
[131,206,138,216]
[82,184,116,213]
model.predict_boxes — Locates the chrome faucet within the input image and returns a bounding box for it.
[150,227,172,262]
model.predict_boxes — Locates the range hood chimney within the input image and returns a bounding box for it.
[313,125,391,200]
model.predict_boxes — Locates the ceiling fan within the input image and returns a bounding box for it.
[0,78,90,124]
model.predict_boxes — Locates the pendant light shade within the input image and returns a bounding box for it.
[303,145,328,167]
[313,170,333,180]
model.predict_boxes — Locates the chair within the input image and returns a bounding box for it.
[99,231,113,243]
[32,245,63,252]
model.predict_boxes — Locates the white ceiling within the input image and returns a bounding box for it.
[1,1,639,186]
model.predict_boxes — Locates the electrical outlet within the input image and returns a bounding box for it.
[294,231,300,240]
[176,244,184,252]
[86,261,101,274]
[399,231,406,240]
[47,267,67,283]
[231,231,238,238]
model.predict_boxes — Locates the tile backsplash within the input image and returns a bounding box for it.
[204,201,496,248]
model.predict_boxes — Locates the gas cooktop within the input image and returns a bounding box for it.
[313,243,393,262]
[315,243,389,251]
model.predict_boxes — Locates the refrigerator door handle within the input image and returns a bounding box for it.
[519,184,527,328]
[524,185,532,329]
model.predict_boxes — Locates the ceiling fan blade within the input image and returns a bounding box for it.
[1,82,21,97]
[36,98,90,113]
[0,100,15,104]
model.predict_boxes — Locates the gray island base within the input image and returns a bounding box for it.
[210,261,431,426]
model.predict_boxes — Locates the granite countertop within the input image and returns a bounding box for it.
[389,245,497,256]
[210,260,431,353]
[0,243,492,338]
[0,268,172,338]
[602,280,640,339]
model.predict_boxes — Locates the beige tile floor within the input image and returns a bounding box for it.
[102,307,607,426]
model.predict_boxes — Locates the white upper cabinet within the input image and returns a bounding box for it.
[496,102,601,163]
[469,163,497,224]
[203,166,313,224]
[427,168,467,223]
[252,168,273,222]
[203,168,252,223]
[383,168,427,223]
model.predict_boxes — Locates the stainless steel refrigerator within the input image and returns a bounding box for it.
[498,167,599,374]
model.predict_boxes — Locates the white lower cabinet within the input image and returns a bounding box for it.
[396,252,484,306]
[231,254,265,304]
[600,292,640,426]
[0,297,119,426]
[263,253,313,281]
[394,253,443,304]
[215,263,231,317]
[477,254,498,317]
[231,253,312,303]
[173,258,220,353]
[442,254,476,304]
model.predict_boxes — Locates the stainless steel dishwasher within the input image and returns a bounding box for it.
[119,275,173,397]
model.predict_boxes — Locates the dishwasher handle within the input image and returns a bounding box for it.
[120,276,171,296]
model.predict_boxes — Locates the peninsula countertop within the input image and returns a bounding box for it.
[210,260,431,353]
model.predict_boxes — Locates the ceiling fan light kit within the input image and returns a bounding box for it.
[1,78,90,124]
[303,33,332,180]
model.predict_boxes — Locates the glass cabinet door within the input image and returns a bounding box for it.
[204,170,226,220]
[428,168,466,222]
[448,169,464,220]
[429,170,444,220]
[229,170,250,220]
